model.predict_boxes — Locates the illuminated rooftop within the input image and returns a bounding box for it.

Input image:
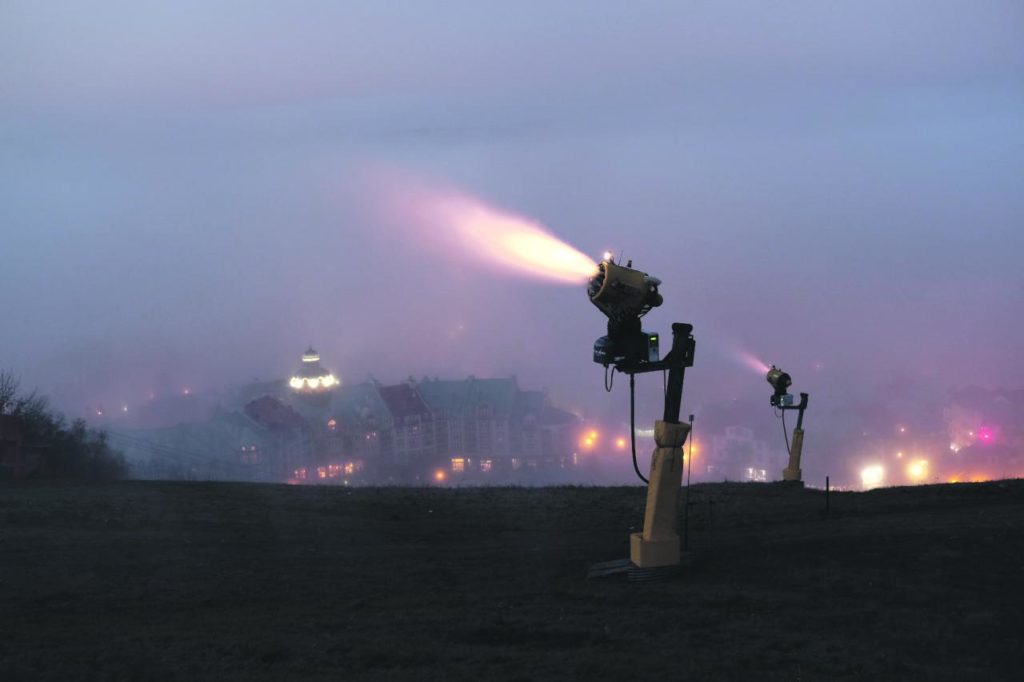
[290,346,339,392]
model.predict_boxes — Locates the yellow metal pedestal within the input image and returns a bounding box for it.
[630,533,679,568]
[630,420,690,569]
[783,428,804,482]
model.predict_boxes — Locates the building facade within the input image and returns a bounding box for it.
[110,348,581,484]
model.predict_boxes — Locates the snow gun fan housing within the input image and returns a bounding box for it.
[588,257,664,370]
[766,365,793,407]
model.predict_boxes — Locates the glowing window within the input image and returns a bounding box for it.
[451,458,465,473]
[327,418,337,430]
[480,459,493,473]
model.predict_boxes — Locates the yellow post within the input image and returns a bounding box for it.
[783,428,804,482]
[630,420,690,568]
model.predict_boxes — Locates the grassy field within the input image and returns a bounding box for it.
[1,479,1022,680]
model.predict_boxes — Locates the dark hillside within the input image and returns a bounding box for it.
[1,480,1021,680]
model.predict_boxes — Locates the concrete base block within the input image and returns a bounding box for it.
[630,532,680,568]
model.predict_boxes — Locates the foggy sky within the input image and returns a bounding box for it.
[2,1,1022,424]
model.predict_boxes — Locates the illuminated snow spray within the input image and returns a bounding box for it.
[399,182,597,285]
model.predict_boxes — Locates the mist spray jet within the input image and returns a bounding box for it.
[387,175,598,285]
[735,349,771,375]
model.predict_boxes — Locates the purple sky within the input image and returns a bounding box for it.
[1,1,1022,424]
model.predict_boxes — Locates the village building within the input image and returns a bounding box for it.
[112,409,280,481]
[108,346,581,484]
[376,382,440,477]
[706,425,780,482]
[416,377,579,476]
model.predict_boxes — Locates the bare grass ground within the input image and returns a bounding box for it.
[1,479,1022,680]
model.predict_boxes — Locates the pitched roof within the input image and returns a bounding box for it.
[377,383,431,419]
[326,382,391,424]
[514,389,546,419]
[541,404,579,426]
[233,379,288,406]
[244,395,307,431]
[109,412,274,466]
[415,377,519,417]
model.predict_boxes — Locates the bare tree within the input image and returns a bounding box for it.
[0,370,18,415]
[0,369,126,479]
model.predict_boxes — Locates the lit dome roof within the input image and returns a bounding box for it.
[290,346,339,392]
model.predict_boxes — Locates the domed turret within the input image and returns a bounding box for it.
[289,346,339,392]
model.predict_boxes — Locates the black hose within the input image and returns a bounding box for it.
[630,373,649,484]
[781,409,791,454]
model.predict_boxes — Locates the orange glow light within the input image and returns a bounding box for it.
[616,437,627,449]
[434,470,446,482]
[906,459,929,482]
